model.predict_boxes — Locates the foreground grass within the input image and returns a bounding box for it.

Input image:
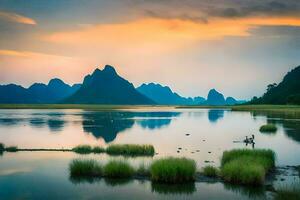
[103,160,135,178]
[106,144,155,156]
[220,149,275,185]
[69,159,102,176]
[150,157,196,183]
[259,124,277,133]
[201,166,219,177]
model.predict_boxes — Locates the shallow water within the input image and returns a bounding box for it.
[0,108,299,199]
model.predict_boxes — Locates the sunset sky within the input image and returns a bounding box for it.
[1,0,300,99]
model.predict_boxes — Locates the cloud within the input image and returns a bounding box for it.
[0,49,70,59]
[0,11,36,25]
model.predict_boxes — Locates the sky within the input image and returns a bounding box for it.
[0,0,300,100]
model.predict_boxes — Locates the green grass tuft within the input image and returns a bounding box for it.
[103,160,135,178]
[5,146,18,152]
[106,144,155,156]
[72,145,93,154]
[259,124,277,133]
[136,163,150,176]
[69,159,102,176]
[220,149,275,185]
[202,166,219,177]
[93,146,105,154]
[150,157,196,183]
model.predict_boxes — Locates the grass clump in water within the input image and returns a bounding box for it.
[136,163,150,177]
[220,149,275,185]
[103,160,135,178]
[72,145,93,154]
[202,166,219,177]
[150,157,196,183]
[93,146,105,154]
[106,144,155,156]
[259,124,277,133]
[69,159,102,176]
[5,146,18,152]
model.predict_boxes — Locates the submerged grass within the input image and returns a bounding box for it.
[220,149,275,185]
[150,157,196,183]
[69,159,102,177]
[259,124,277,133]
[202,166,219,177]
[5,146,18,152]
[103,160,135,178]
[106,144,155,156]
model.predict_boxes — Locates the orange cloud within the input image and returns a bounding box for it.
[0,49,71,59]
[43,16,300,53]
[0,11,36,25]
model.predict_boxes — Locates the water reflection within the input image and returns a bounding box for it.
[135,112,181,130]
[69,176,101,185]
[223,183,266,199]
[208,109,224,123]
[151,182,196,194]
[82,111,180,143]
[253,111,300,143]
[82,112,135,143]
[47,119,66,132]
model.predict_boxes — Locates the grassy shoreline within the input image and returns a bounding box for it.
[0,104,299,112]
[0,144,155,156]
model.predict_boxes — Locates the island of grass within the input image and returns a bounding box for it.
[259,124,277,133]
[220,149,275,185]
[106,144,155,156]
[201,166,219,178]
[69,157,196,183]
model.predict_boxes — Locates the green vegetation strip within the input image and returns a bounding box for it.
[69,157,196,183]
[0,143,155,157]
[259,124,277,133]
[220,149,275,185]
[201,166,219,178]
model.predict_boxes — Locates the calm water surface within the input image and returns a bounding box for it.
[0,108,299,199]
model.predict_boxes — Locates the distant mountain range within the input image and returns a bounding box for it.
[0,65,243,105]
[64,65,154,104]
[250,65,300,105]
[0,78,80,104]
[137,83,243,105]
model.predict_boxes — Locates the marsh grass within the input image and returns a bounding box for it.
[5,146,18,152]
[150,157,196,183]
[69,159,102,176]
[136,163,150,177]
[259,124,277,133]
[220,149,275,185]
[106,144,155,156]
[103,160,135,178]
[72,145,93,154]
[202,166,219,177]
[93,146,105,154]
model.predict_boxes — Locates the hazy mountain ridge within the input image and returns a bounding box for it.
[251,65,300,105]
[64,65,155,104]
[137,83,242,105]
[0,79,80,104]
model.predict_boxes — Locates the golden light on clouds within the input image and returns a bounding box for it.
[0,11,36,25]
